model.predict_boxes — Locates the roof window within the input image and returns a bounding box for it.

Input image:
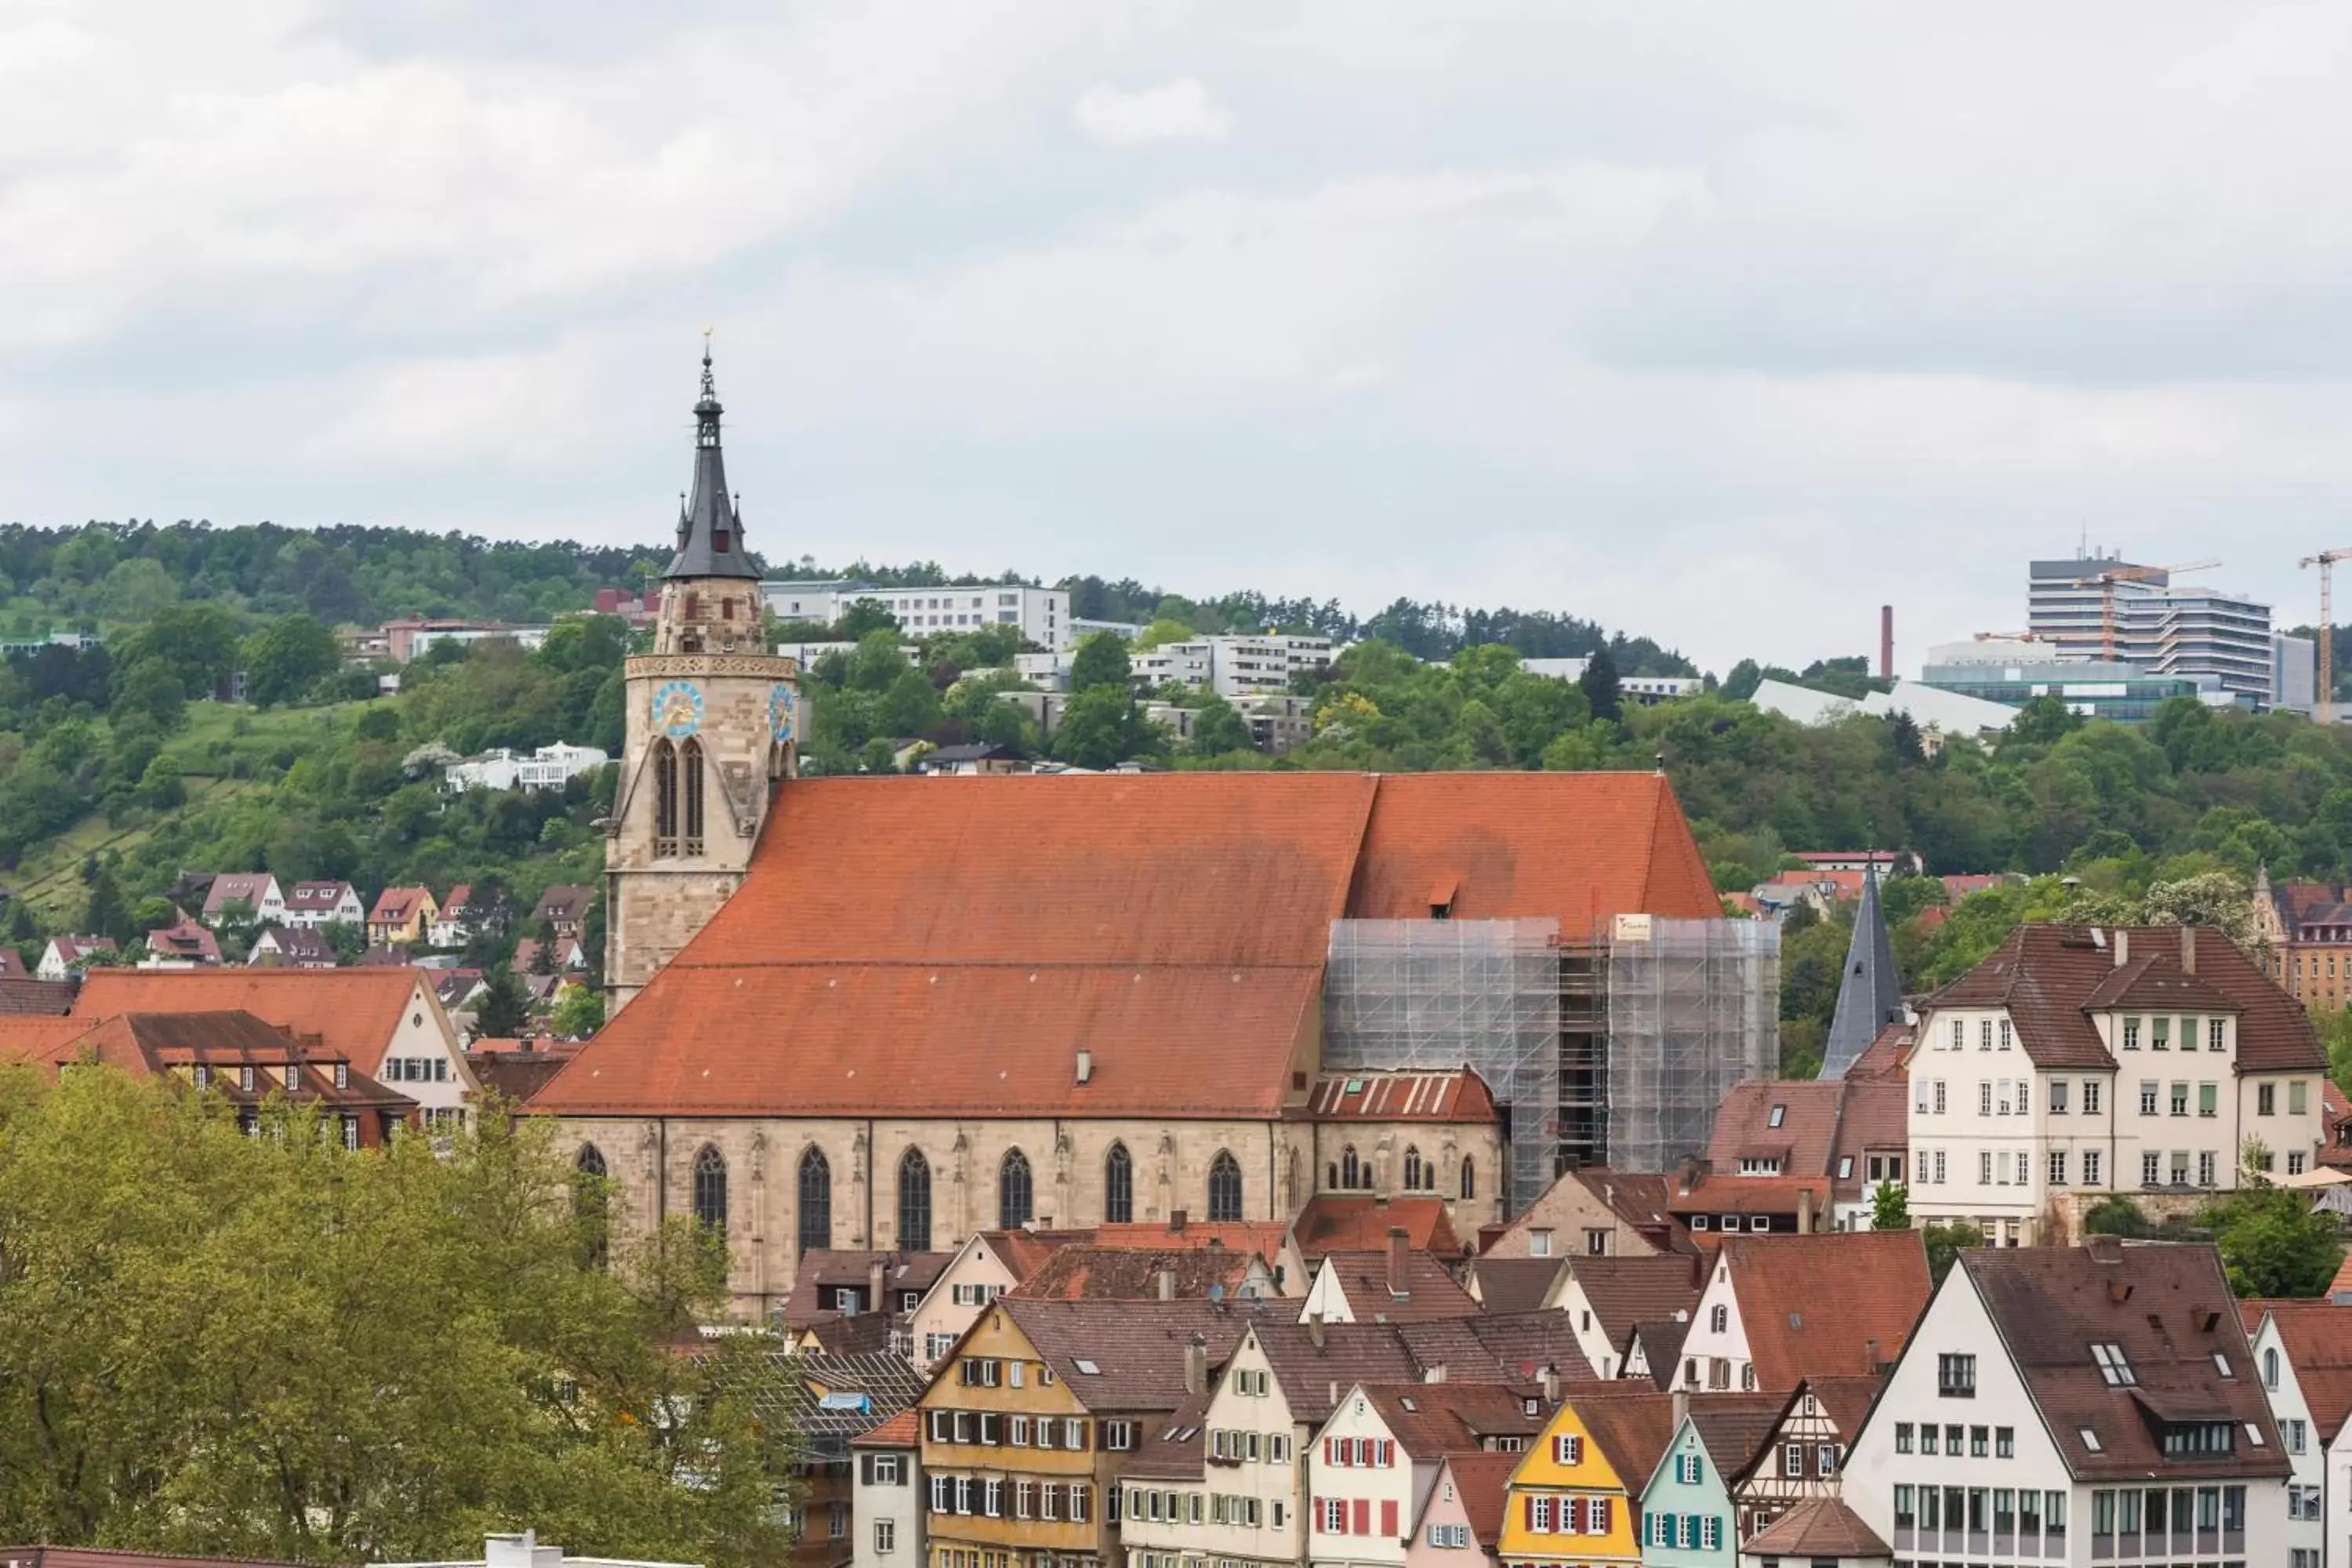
[1073,1358,1101,1375]
[2078,1425,2103,1452]
[1767,1105,1787,1128]
[2092,1342,2136,1386]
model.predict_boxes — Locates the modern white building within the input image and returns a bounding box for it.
[760,580,1075,649]
[1907,924,2331,1244]
[283,880,366,929]
[440,742,612,793]
[2028,554,2281,707]
[2275,633,2318,717]
[1843,1239,2290,1568]
[1519,659,1700,707]
[1132,634,1334,700]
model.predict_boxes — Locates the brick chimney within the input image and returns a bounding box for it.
[2114,929,2129,968]
[1386,1226,1410,1298]
[869,1256,887,1315]
[2180,926,2198,975]
[1183,1333,1208,1396]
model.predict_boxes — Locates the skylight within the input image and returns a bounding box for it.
[1768,1105,1787,1127]
[1400,1396,1418,1412]
[2211,1352,2233,1377]
[2245,1424,2265,1446]
[2078,1426,2102,1452]
[2091,1342,2136,1386]
[1074,1358,1101,1375]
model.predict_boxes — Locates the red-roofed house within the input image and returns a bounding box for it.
[140,918,220,968]
[367,886,438,947]
[35,934,114,981]
[2241,1298,2352,1566]
[1675,1231,1929,1392]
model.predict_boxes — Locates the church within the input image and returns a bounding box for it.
[534,351,1744,1320]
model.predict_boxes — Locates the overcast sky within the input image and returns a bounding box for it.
[9,2,2352,674]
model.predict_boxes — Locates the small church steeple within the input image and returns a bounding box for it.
[1820,857,1906,1080]
[666,337,760,583]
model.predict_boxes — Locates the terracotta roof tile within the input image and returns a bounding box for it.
[1306,1069,1497,1124]
[1704,1080,1843,1174]
[1562,1254,1702,1349]
[1122,1391,1213,1481]
[1788,1374,1886,1445]
[1294,1196,1461,1261]
[1568,1390,1679,1489]
[1094,1221,1292,1256]
[2242,1298,2352,1442]
[1465,1257,1564,1316]
[1685,1392,1788,1483]
[1671,1174,1832,1217]
[71,969,450,1081]
[1000,1298,1258,1413]
[1314,1249,1479,1323]
[1740,1497,1890,1557]
[1434,1453,1518,1547]
[1566,1169,1681,1238]
[1246,1321,1426,1424]
[1011,1246,1265,1301]
[851,1406,922,1447]
[1722,1231,1929,1388]
[1394,1311,1601,1385]
[0,978,75,1015]
[1359,1382,1549,1458]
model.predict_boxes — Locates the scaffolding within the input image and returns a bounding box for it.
[1323,916,1780,1214]
[1324,920,1563,1212]
[1604,916,1780,1174]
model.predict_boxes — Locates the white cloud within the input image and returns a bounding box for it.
[1071,77,1230,146]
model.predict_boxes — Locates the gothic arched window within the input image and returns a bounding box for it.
[1207,1151,1244,1223]
[692,1145,728,1234]
[574,1144,609,1269]
[652,739,680,856]
[681,739,706,855]
[1104,1142,1134,1225]
[1403,1146,1426,1192]
[797,1147,831,1258]
[1461,1156,1475,1200]
[898,1149,932,1252]
[999,1149,1033,1231]
[1340,1146,1364,1190]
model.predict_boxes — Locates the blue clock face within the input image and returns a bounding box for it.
[653,680,704,739]
[768,682,799,742]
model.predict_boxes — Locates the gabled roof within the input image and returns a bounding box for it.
[71,969,449,1080]
[285,880,358,911]
[441,883,474,916]
[1720,1231,1928,1388]
[202,872,278,915]
[532,884,594,924]
[1682,1393,1788,1487]
[1394,1311,1599,1385]
[1786,1374,1886,1443]
[1294,1196,1461,1261]
[1122,1391,1211,1481]
[998,1298,1256,1414]
[2242,1299,2352,1443]
[1244,1321,1425,1425]
[1566,1169,1682,1242]
[1569,1391,1678,1490]
[1961,1241,2288,1480]
[1924,924,2322,1073]
[1561,1254,1700,1349]
[1094,1219,1294,1258]
[1465,1257,1565,1316]
[851,1406,921,1448]
[1313,1249,1479,1323]
[1434,1453,1518,1547]
[1356,1382,1548,1458]
[1630,1319,1690,1388]
[368,886,431,922]
[535,771,1721,1118]
[1305,1069,1497,1125]
[145,920,221,961]
[49,1011,412,1112]
[1011,1245,1266,1301]
[1843,1022,1914,1083]
[779,1249,952,1325]
[0,978,76,1015]
[1740,1497,1890,1558]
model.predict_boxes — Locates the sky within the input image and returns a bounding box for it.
[8,2,2352,676]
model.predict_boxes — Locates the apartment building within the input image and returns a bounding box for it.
[1131,634,1334,700]
[1672,1232,1927,1395]
[1518,659,1700,707]
[283,880,365,928]
[2027,556,2278,706]
[762,581,1074,651]
[1843,1240,2288,1567]
[440,743,611,793]
[1907,924,2330,1242]
[2241,1301,2350,1568]
[2252,867,2352,1009]
[854,1411,924,1568]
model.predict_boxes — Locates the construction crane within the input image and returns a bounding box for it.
[2300,547,2352,724]
[2056,559,2220,660]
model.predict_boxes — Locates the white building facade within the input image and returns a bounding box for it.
[760,581,1074,650]
[1131,636,1335,701]
[441,742,612,793]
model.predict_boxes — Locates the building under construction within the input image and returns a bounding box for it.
[1323,915,1778,1212]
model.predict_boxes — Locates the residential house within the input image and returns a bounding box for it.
[141,918,221,967]
[35,935,114,980]
[1686,1076,1911,1234]
[532,884,595,938]
[1908,924,2329,1243]
[1727,1377,1884,1541]
[1627,1319,1695,1391]
[512,935,589,975]
[1551,1254,1701,1382]
[247,925,337,969]
[1298,1234,1479,1325]
[430,885,477,947]
[1481,1169,1679,1259]
[853,1407,923,1568]
[1733,1497,1890,1567]
[2321,1080,2352,1175]
[1842,1239,2289,1567]
[2253,866,2352,1007]
[368,886,439,947]
[781,1250,952,1359]
[1393,1314,1599,1392]
[1312,1382,1555,1568]
[1636,1394,1784,1564]
[283,880,365,929]
[761,1348,927,1568]
[201,872,285,927]
[914,743,1028,777]
[2243,1299,2352,1568]
[1093,1221,1309,1298]
[1497,1390,1677,1568]
[464,1037,579,1105]
[907,1231,1088,1374]
[1403,1454,1514,1568]
[918,1298,1251,1568]
[73,967,480,1128]
[1673,1232,1927,1394]
[1294,1194,1462,1265]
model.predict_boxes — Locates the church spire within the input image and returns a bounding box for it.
[1820,858,1905,1080]
[664,336,760,582]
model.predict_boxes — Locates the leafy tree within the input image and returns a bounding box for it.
[550,983,605,1040]
[84,866,132,946]
[470,967,532,1041]
[2199,1173,2346,1298]
[1578,644,1622,724]
[113,604,242,701]
[1922,1220,1984,1286]
[1134,619,1196,650]
[1720,658,1764,702]
[241,613,343,708]
[113,659,187,731]
[1053,686,1163,770]
[836,597,899,638]
[1068,632,1134,694]
[1185,695,1254,757]
[2082,1196,2158,1238]
[1869,1179,1911,1231]
[354,706,400,742]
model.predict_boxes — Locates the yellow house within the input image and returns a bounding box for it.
[1498,1392,1675,1567]
[367,886,439,948]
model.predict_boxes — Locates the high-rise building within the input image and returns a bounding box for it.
[2027,554,2278,706]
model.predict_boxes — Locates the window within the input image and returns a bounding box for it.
[1950,1017,1963,1049]
[1104,1141,1134,1224]
[1933,1149,1947,1184]
[2123,1017,2140,1049]
[1553,1432,1583,1465]
[2140,1081,2159,1116]
[1895,1421,1914,1453]
[1999,1018,2013,1049]
[1979,1150,1993,1185]
[1340,1145,1364,1190]
[2198,1151,2216,1187]
[1783,1442,1804,1477]
[1980,1081,1994,1117]
[1709,1303,1728,1333]
[1403,1145,1427,1190]
[1529,1228,1552,1255]
[2290,1151,2307,1174]
[1933,1080,1947,1115]
[1767,1103,1787,1127]
[898,1148,931,1250]
[2259,1083,2276,1116]
[1207,1151,1244,1223]
[2051,1079,2069,1113]
[2092,1341,2135,1386]
[1460,1156,1475,1198]
[2209,1018,2226,1051]
[1818,1442,1838,1475]
[2049,1149,2068,1186]
[2142,1150,2161,1185]
[2170,1081,2189,1116]
[2291,1079,2310,1115]
[2084,1149,2102,1185]
[797,1147,831,1257]
[2083,1080,2101,1115]
[692,1145,727,1232]
[2152,1017,2170,1050]
[1980,1019,1993,1050]
[1969,1426,1988,1457]
[1938,1353,1976,1397]
[2198,1082,2218,1118]
[2172,1149,2190,1185]
[873,1521,895,1555]
[2285,1417,2307,1454]
[998,1148,1033,1229]
[1918,1424,1937,1454]
[652,739,679,855]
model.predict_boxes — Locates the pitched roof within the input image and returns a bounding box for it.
[1394,1311,1600,1385]
[1844,1022,1915,1083]
[1466,1257,1565,1316]
[2244,1299,2352,1442]
[1434,1453,1519,1548]
[285,880,357,912]
[1092,1220,1294,1256]
[1246,1321,1426,1424]
[1122,1392,1212,1481]
[1704,1080,1843,1174]
[441,883,473,915]
[534,771,1721,1118]
[1566,1169,1682,1241]
[998,1298,1257,1414]
[1739,1497,1890,1558]
[202,872,278,915]
[1684,1393,1788,1484]
[532,884,594,924]
[466,1051,575,1105]
[71,969,447,1079]
[1305,1069,1497,1124]
[1821,863,1902,1079]
[1961,1240,2288,1480]
[0,978,74,1015]
[1011,1245,1265,1301]
[1787,1374,1886,1441]
[0,1015,100,1063]
[1563,1254,1700,1348]
[1630,1319,1690,1388]
[368,886,431,922]
[1569,1390,1678,1489]
[145,920,221,961]
[1721,1230,1929,1388]
[252,926,335,964]
[851,1406,921,1448]
[1671,1174,1831,1217]
[1925,924,2323,1073]
[48,1011,412,1112]
[1315,1248,1479,1323]
[1359,1382,1549,1458]
[1294,1196,1461,1261]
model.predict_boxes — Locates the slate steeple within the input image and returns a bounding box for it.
[665,340,760,582]
[1820,858,1905,1080]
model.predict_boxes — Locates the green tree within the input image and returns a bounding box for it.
[84,866,132,946]
[1578,644,1622,724]
[1068,631,1134,694]
[1720,659,1764,702]
[2081,1196,2158,1238]
[114,603,243,700]
[470,967,532,1040]
[550,983,605,1039]
[1922,1220,1984,1286]
[1052,685,1163,770]
[835,597,899,638]
[114,659,188,731]
[1869,1179,1911,1231]
[2199,1174,2346,1298]
[1185,695,1254,757]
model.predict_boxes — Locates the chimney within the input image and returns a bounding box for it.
[1798,1186,1816,1235]
[1864,1337,1880,1374]
[2180,926,2198,975]
[1541,1363,1560,1406]
[1170,1209,1188,1234]
[1308,1311,1327,1350]
[1386,1227,1411,1298]
[1183,1333,1208,1396]
[1879,604,1894,681]
[1158,1267,1176,1301]
[1075,1048,1093,1085]
[1671,1387,1690,1430]
[2114,929,2129,969]
[869,1257,887,1315]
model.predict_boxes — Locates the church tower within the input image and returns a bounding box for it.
[604,344,798,1012]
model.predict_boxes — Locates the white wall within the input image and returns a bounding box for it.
[2249,1315,2327,1568]
[853,1446,922,1568]
[1673,1254,1755,1392]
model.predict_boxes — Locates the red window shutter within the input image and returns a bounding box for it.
[1524,1497,1537,1531]
[1324,1439,1335,1465]
[1381,1439,1395,1467]
[1353,1498,1370,1536]
[1311,1497,1321,1534]
[1381,1500,1398,1537]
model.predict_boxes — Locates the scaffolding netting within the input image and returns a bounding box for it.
[1604,917,1780,1175]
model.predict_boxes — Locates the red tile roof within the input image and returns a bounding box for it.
[539,771,1719,1117]
[1314,1248,1479,1323]
[1926,924,2323,1073]
[1359,1382,1550,1458]
[1568,1389,1679,1490]
[71,969,447,1080]
[1435,1453,1517,1548]
[1562,1254,1701,1348]
[1671,1175,1831,1217]
[1722,1230,1928,1388]
[1011,1245,1265,1301]
[369,886,430,922]
[2245,1299,2352,1443]
[1094,1220,1294,1257]
[1293,1196,1461,1260]
[851,1406,921,1447]
[1740,1497,1889,1557]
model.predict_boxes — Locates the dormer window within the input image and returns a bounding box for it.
[334,1062,349,1091]
[240,1065,256,1093]
[191,1064,209,1091]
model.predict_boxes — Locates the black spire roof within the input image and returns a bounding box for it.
[664,343,760,582]
[1820,859,1904,1080]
